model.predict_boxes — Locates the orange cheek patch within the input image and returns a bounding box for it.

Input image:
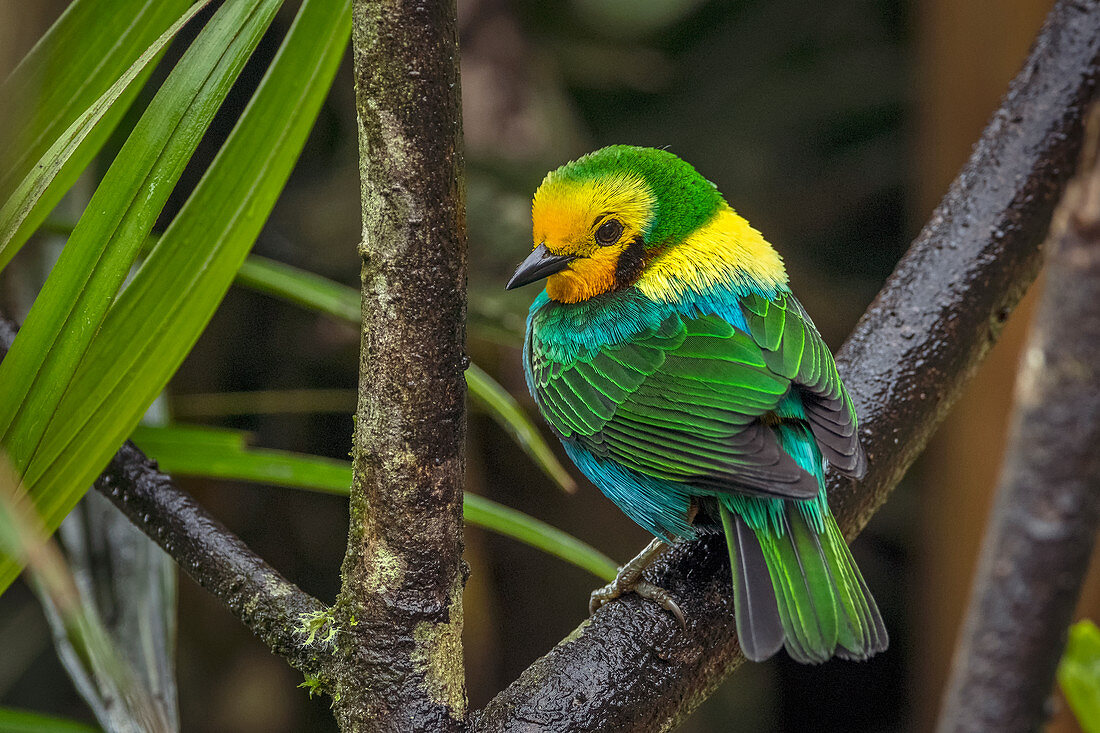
[545,248,621,303]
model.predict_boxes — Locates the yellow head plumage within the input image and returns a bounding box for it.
[514,146,788,303]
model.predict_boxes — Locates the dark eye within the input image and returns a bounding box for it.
[595,218,623,246]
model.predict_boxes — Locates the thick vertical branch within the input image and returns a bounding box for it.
[333,1,468,730]
[472,1,1100,730]
[936,111,1100,733]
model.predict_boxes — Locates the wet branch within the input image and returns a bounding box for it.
[936,108,1100,733]
[93,443,332,678]
[0,324,331,680]
[472,1,1100,729]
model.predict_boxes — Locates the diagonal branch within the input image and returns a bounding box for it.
[93,442,331,678]
[0,322,331,680]
[936,107,1100,733]
[471,1,1100,730]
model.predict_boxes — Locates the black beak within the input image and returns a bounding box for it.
[506,244,577,290]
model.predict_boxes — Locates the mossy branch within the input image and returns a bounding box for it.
[331,0,469,730]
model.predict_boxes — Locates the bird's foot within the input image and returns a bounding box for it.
[589,577,686,628]
[588,537,685,628]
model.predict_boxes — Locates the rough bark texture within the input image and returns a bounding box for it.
[471,1,1100,730]
[936,110,1100,733]
[5,1,1099,730]
[93,442,332,679]
[332,0,468,730]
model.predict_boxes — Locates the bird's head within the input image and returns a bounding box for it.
[506,146,727,303]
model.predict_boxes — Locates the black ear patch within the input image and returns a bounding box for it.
[614,235,647,288]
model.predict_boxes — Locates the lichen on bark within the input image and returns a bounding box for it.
[332,0,468,730]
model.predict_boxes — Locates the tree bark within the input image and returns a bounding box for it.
[94,442,331,679]
[331,0,468,730]
[5,1,1100,731]
[471,1,1100,730]
[936,108,1100,733]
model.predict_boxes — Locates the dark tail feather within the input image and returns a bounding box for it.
[721,500,888,664]
[720,504,784,662]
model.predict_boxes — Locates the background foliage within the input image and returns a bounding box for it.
[0,0,1091,731]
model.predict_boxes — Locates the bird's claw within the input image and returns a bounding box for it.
[635,580,687,628]
[589,577,686,629]
[588,537,686,627]
[589,580,619,615]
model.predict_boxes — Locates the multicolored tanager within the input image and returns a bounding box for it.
[506,145,887,663]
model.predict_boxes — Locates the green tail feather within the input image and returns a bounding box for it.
[723,498,887,663]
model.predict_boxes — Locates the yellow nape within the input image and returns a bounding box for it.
[636,205,788,302]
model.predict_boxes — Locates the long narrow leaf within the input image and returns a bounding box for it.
[0,707,99,733]
[236,254,361,322]
[0,0,195,257]
[234,254,575,491]
[132,424,350,492]
[0,0,351,595]
[461,494,617,582]
[466,363,576,492]
[0,0,278,479]
[0,0,212,267]
[171,388,357,417]
[1,0,188,188]
[130,425,617,581]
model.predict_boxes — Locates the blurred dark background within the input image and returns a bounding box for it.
[3,0,1095,730]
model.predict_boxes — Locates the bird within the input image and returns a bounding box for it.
[505,145,887,664]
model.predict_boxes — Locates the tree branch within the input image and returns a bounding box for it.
[331,0,468,730]
[936,107,1100,733]
[0,323,331,680]
[471,1,1100,730]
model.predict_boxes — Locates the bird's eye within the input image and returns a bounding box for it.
[595,218,623,246]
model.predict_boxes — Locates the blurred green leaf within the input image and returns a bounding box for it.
[132,424,350,492]
[1059,620,1100,733]
[233,254,575,492]
[462,493,617,582]
[0,0,350,595]
[131,424,616,581]
[0,707,99,733]
[236,254,361,322]
[0,0,196,258]
[171,388,357,417]
[0,456,168,731]
[0,0,212,268]
[465,363,576,492]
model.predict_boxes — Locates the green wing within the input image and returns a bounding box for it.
[529,292,866,498]
[740,293,866,478]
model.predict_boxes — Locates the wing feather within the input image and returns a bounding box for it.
[528,305,820,499]
[745,295,866,478]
